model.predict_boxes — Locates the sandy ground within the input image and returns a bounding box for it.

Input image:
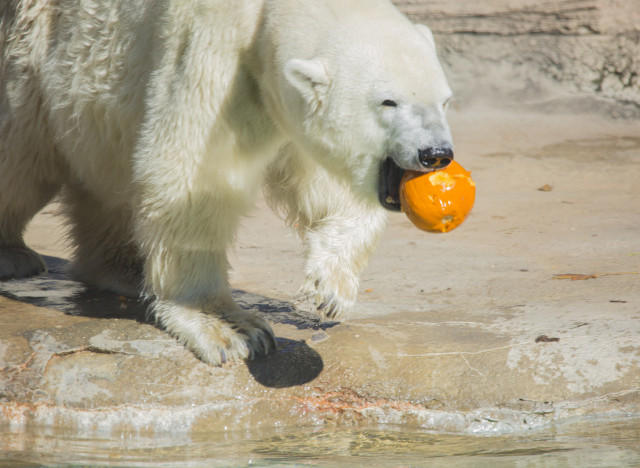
[2,105,639,434]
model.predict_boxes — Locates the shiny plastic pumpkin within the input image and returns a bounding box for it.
[399,161,475,233]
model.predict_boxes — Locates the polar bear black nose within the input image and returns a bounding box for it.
[418,147,453,170]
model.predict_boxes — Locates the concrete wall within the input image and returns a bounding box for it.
[394,0,640,117]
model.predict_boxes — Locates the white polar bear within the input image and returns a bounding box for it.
[0,0,454,364]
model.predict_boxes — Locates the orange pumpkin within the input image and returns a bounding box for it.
[399,160,475,233]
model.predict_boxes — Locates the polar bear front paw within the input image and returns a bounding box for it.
[0,246,47,280]
[294,274,356,321]
[153,301,277,365]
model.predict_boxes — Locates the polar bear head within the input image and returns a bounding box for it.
[274,15,453,210]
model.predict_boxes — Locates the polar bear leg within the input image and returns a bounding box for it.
[0,92,63,280]
[0,171,59,279]
[265,146,388,320]
[135,179,277,364]
[63,185,143,297]
[153,296,276,364]
[143,246,277,365]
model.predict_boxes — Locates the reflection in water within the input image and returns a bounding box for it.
[1,417,638,467]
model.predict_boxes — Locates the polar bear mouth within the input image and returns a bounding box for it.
[378,157,406,211]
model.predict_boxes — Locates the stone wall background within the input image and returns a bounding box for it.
[394,0,640,118]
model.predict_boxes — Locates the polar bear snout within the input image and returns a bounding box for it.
[418,146,453,170]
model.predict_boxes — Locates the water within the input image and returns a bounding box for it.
[2,416,639,467]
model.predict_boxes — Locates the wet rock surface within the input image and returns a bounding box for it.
[1,107,638,436]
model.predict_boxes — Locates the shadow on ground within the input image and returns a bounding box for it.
[0,256,337,329]
[247,338,324,387]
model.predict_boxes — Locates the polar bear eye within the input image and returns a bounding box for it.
[381,99,398,107]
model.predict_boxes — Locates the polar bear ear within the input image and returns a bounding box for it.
[284,58,330,104]
[415,24,436,51]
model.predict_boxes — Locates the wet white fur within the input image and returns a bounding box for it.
[0,0,452,364]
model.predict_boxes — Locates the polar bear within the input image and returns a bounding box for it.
[0,0,454,364]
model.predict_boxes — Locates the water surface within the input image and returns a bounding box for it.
[2,416,638,467]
